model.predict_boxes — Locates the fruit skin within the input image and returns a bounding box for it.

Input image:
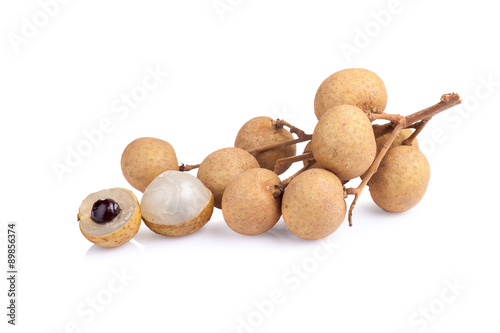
[375,128,419,154]
[221,168,281,236]
[234,116,296,175]
[368,145,430,213]
[312,105,376,181]
[197,147,260,209]
[282,169,346,240]
[78,188,141,248]
[302,141,321,170]
[121,137,178,192]
[142,194,214,237]
[314,68,387,120]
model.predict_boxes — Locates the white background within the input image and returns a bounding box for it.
[1,1,499,332]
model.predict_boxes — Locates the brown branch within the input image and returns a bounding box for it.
[274,119,308,139]
[373,93,461,138]
[246,135,312,154]
[273,152,314,174]
[403,118,430,146]
[346,115,407,226]
[273,162,314,198]
[179,164,200,172]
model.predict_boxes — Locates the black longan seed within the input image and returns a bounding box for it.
[91,199,121,223]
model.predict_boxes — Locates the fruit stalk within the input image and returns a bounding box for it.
[273,152,314,174]
[346,115,406,226]
[179,163,200,172]
[373,93,461,138]
[274,161,314,198]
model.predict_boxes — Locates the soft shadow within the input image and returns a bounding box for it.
[85,241,141,261]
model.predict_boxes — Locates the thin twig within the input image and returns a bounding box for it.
[246,135,312,154]
[373,93,461,138]
[403,119,430,146]
[273,162,314,198]
[179,164,200,172]
[274,119,308,139]
[346,115,407,226]
[273,152,314,174]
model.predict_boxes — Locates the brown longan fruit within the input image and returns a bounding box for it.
[282,169,346,240]
[221,168,281,236]
[314,68,387,120]
[121,137,178,192]
[375,128,419,154]
[197,147,260,209]
[368,145,430,213]
[234,116,296,175]
[312,105,376,181]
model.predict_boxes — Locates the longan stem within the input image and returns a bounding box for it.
[273,161,314,198]
[346,116,406,226]
[179,164,200,172]
[403,119,430,146]
[274,119,308,139]
[245,119,312,154]
[246,136,312,154]
[373,93,461,138]
[178,118,312,170]
[273,152,314,174]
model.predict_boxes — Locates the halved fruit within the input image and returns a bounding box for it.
[78,187,141,247]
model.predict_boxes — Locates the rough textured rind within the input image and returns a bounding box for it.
[282,169,346,240]
[368,146,430,213]
[79,189,141,248]
[143,194,214,237]
[312,105,376,181]
[234,116,296,175]
[314,68,387,120]
[121,137,178,192]
[221,168,281,236]
[197,148,260,209]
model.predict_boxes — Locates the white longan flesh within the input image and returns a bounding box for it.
[79,188,137,237]
[141,171,212,226]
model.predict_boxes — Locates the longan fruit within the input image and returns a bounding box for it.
[282,169,346,240]
[234,116,296,175]
[221,168,282,236]
[312,105,376,181]
[121,137,178,192]
[368,145,430,213]
[197,147,260,209]
[314,68,387,120]
[78,188,141,248]
[141,171,214,237]
[302,141,321,170]
[375,128,419,154]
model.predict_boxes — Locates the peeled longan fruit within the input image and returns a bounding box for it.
[368,145,430,213]
[234,116,296,175]
[375,129,419,154]
[312,105,376,181]
[282,169,346,240]
[314,68,387,120]
[78,188,141,247]
[197,148,260,209]
[221,168,281,236]
[141,171,214,237]
[121,137,178,192]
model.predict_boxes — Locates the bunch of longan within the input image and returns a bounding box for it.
[78,68,461,247]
